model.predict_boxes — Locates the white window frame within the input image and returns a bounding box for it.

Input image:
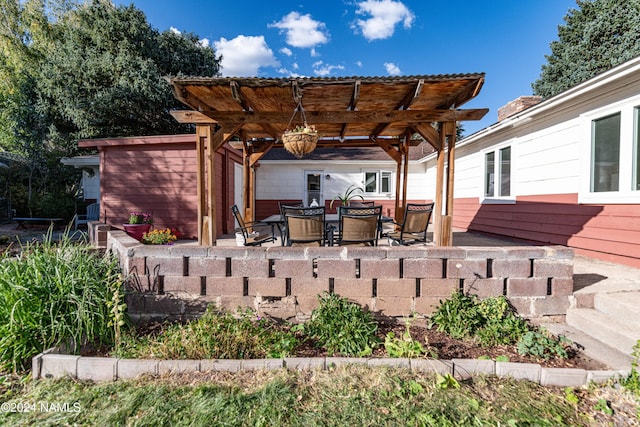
[480,143,515,204]
[362,170,394,195]
[579,94,640,204]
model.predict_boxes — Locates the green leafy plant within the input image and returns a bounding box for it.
[115,307,298,360]
[564,387,579,405]
[330,184,365,209]
[304,292,379,356]
[620,340,640,393]
[429,292,529,347]
[127,212,153,224]
[0,229,125,372]
[436,373,460,390]
[384,320,436,358]
[516,329,569,360]
[594,398,614,415]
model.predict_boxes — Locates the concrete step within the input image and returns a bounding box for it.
[594,292,640,320]
[566,308,640,357]
[541,322,633,371]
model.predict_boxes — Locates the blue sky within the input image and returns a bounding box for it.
[114,0,578,135]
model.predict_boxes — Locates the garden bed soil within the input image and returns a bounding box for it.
[101,318,607,370]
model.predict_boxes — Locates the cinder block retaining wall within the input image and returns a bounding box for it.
[104,228,575,321]
[32,349,625,387]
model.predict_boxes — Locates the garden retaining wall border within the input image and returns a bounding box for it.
[100,227,576,321]
[32,349,629,388]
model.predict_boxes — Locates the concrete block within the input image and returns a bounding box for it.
[326,357,368,368]
[146,256,185,276]
[77,357,117,382]
[316,259,356,278]
[128,257,146,276]
[376,278,416,297]
[208,296,255,312]
[295,295,321,316]
[374,296,413,317]
[345,247,388,260]
[534,260,573,279]
[306,246,345,259]
[507,278,548,297]
[290,278,329,297]
[413,296,444,316]
[117,359,159,379]
[284,357,326,370]
[453,359,495,379]
[360,259,400,279]
[242,359,284,371]
[266,246,309,260]
[158,359,200,375]
[231,258,270,278]
[273,259,314,279]
[367,358,410,369]
[420,278,458,297]
[200,359,242,372]
[551,278,574,296]
[496,362,541,383]
[505,247,546,259]
[464,278,504,298]
[333,278,373,298]
[492,259,531,278]
[540,367,587,387]
[531,296,571,316]
[447,258,487,279]
[544,246,574,260]
[410,359,452,375]
[40,354,79,379]
[163,276,202,295]
[205,277,244,297]
[248,277,287,297]
[425,247,466,259]
[587,370,620,384]
[402,259,443,279]
[385,247,428,259]
[463,247,506,260]
[188,258,227,277]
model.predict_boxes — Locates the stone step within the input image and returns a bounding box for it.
[566,308,640,356]
[541,322,633,371]
[594,292,640,321]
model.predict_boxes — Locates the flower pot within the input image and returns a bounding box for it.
[282,131,318,158]
[123,223,152,241]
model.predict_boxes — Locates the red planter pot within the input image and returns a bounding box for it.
[123,223,152,241]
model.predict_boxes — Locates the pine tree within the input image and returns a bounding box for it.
[532,0,640,99]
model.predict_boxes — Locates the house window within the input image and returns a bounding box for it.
[590,113,620,192]
[484,146,511,199]
[634,107,640,191]
[363,171,392,194]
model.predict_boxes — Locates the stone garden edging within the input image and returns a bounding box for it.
[32,349,629,388]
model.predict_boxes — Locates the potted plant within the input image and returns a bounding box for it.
[281,123,318,158]
[123,212,153,241]
[330,184,365,209]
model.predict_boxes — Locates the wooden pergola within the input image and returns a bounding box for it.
[167,74,487,246]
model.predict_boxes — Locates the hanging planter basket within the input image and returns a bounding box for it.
[282,126,318,158]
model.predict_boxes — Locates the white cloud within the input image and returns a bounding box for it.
[384,62,401,75]
[269,11,329,48]
[213,35,280,76]
[280,47,293,56]
[354,0,415,41]
[292,62,299,70]
[312,61,345,77]
[356,61,363,67]
[199,38,210,48]
[170,26,181,35]
[310,48,320,57]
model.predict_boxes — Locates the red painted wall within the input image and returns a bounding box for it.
[454,193,640,268]
[82,134,241,240]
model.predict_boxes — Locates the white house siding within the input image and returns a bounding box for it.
[256,160,430,218]
[442,57,640,268]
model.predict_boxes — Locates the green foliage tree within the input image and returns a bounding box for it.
[0,0,221,217]
[532,0,640,99]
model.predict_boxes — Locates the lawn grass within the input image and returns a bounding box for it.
[1,366,637,426]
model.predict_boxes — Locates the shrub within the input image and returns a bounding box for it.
[516,330,569,360]
[303,292,379,356]
[429,292,529,347]
[384,320,436,359]
[115,308,299,360]
[0,229,125,372]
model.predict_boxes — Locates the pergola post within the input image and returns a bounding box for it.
[433,125,446,245]
[444,121,457,246]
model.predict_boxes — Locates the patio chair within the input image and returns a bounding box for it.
[278,201,303,245]
[335,205,382,246]
[74,202,100,229]
[385,202,434,245]
[283,205,327,246]
[350,201,375,207]
[231,205,276,246]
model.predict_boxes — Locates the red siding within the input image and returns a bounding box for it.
[453,194,640,268]
[95,135,241,240]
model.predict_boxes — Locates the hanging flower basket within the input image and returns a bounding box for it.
[282,125,318,158]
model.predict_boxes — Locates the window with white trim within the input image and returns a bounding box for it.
[483,145,511,199]
[634,107,640,191]
[590,113,620,192]
[363,170,392,194]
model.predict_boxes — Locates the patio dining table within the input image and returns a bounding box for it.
[260,213,393,246]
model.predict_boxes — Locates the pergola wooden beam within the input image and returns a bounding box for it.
[196,108,488,125]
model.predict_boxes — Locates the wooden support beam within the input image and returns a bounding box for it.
[171,110,217,124]
[196,126,207,245]
[412,123,442,151]
[197,108,489,125]
[444,121,457,246]
[401,138,409,216]
[433,125,447,246]
[372,137,402,162]
[206,125,216,246]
